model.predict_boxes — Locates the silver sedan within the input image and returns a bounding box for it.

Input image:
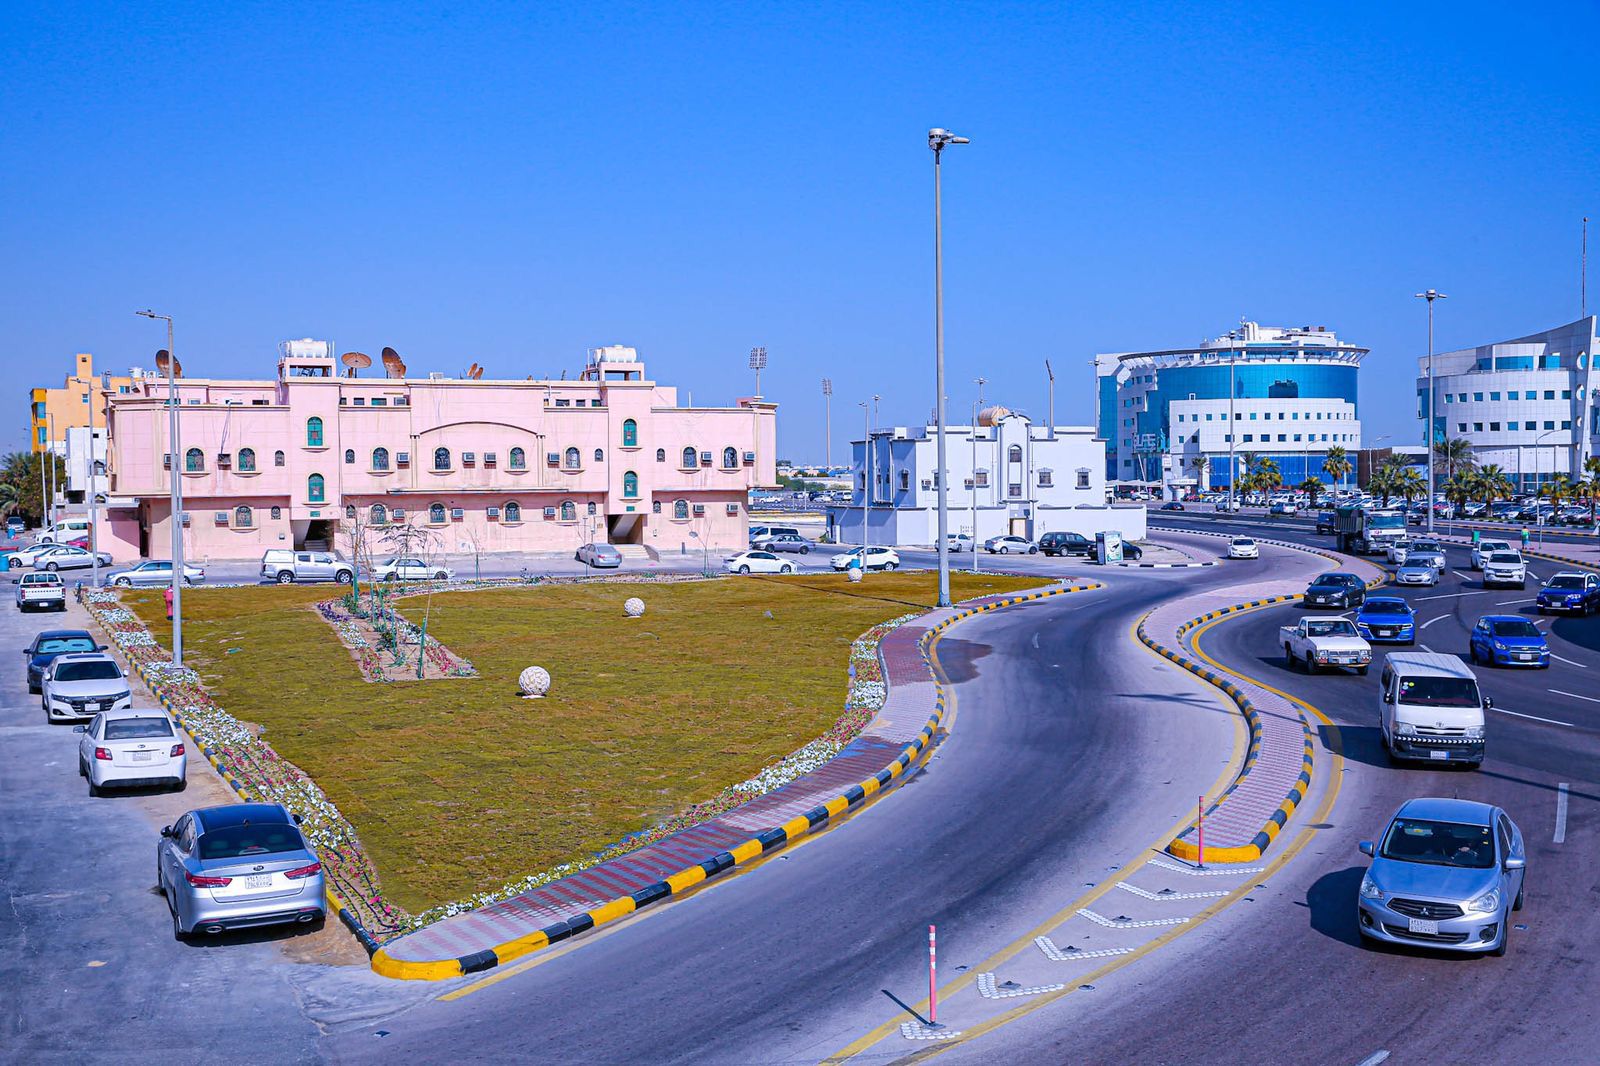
[157,802,325,939]
[108,560,207,587]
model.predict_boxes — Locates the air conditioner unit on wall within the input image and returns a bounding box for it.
[725,503,738,515]
[391,508,406,520]
[543,506,557,518]
[700,452,713,466]
[486,506,500,519]
[396,452,411,466]
[693,504,706,516]
[483,453,497,466]
[743,451,755,463]
[450,508,465,520]
[547,453,560,465]
[462,452,476,466]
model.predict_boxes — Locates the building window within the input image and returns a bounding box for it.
[1490,391,1501,401]
[429,503,447,524]
[434,447,451,471]
[1008,484,1022,498]
[1508,421,1519,431]
[622,419,638,447]
[656,448,667,462]
[184,447,204,472]
[1489,422,1500,432]
[560,500,577,522]
[345,505,357,519]
[562,447,580,469]
[1038,469,1053,487]
[1544,420,1555,430]
[682,446,698,468]
[1458,423,1467,433]
[370,503,387,524]
[623,471,639,497]
[1076,469,1090,489]
[594,448,604,463]
[673,498,689,520]
[307,473,325,502]
[974,469,989,487]
[274,450,286,467]
[1563,420,1573,430]
[372,447,390,470]
[508,447,526,470]
[504,501,522,523]
[899,470,911,491]
[237,447,256,472]
[723,446,738,469]
[234,505,253,528]
[1474,423,1484,432]
[1562,390,1573,400]
[306,416,324,447]
[344,448,356,465]
[1007,444,1022,462]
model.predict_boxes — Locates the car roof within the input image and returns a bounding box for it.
[194,802,294,831]
[1481,614,1535,625]
[1382,651,1477,678]
[1362,597,1410,608]
[1312,571,1359,580]
[1549,571,1591,580]
[1396,797,1495,826]
[52,651,116,664]
[34,628,94,642]
[99,707,169,722]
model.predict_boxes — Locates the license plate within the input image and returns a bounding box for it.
[1518,653,1534,661]
[244,874,272,889]
[85,703,99,713]
[1408,917,1440,935]
[132,751,152,762]
[1378,630,1393,637]
[1429,750,1449,760]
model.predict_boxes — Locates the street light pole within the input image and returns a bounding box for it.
[972,377,985,574]
[929,126,969,609]
[858,401,869,555]
[1227,336,1238,510]
[47,415,57,529]
[1414,289,1447,534]
[822,378,833,470]
[138,310,183,667]
[89,371,101,588]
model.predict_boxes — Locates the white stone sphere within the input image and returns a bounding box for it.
[847,567,864,583]
[624,597,646,618]
[518,666,551,698]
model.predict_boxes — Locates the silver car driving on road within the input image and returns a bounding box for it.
[157,802,326,939]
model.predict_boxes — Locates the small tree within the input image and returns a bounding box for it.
[1299,477,1325,509]
[1188,454,1210,492]
[339,505,380,606]
[1321,446,1352,493]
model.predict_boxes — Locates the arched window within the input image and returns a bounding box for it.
[344,448,356,465]
[370,503,387,525]
[433,447,451,471]
[429,503,446,524]
[564,447,580,469]
[1007,444,1022,462]
[306,417,324,447]
[560,500,576,522]
[594,448,604,463]
[274,450,285,467]
[623,471,639,497]
[622,419,638,447]
[270,506,282,520]
[237,447,256,472]
[234,505,253,528]
[504,501,522,522]
[307,473,325,502]
[656,448,666,462]
[184,447,204,472]
[345,505,357,519]
[509,447,526,470]
[673,498,689,520]
[682,446,697,468]
[372,447,390,471]
[723,446,738,469]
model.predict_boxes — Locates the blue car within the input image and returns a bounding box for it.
[1354,597,1416,644]
[1469,615,1549,668]
[23,629,104,694]
[1535,571,1600,615]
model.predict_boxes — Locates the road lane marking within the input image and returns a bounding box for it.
[1355,1052,1391,1066]
[1416,591,1493,601]
[1550,653,1588,668]
[1555,783,1569,844]
[1031,632,1040,650]
[1550,688,1600,705]
[1494,706,1575,726]
[1496,598,1531,606]
[1420,614,1450,629]
[1417,643,1433,652]
[1452,570,1472,580]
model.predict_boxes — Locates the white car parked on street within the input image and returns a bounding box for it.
[371,557,454,582]
[75,709,187,795]
[42,652,132,723]
[725,550,796,575]
[983,535,1036,555]
[829,546,900,571]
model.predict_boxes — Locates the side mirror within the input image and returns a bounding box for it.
[1483,698,1493,710]
[96,644,107,652]
[1503,856,1526,871]
[1383,693,1394,704]
[1358,841,1375,857]
[160,825,174,838]
[292,813,303,825]
[72,725,87,733]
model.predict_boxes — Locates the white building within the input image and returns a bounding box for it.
[826,409,1147,545]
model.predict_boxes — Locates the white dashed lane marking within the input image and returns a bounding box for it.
[1555,783,1569,844]
[1550,688,1600,706]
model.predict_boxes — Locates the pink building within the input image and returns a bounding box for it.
[102,342,778,563]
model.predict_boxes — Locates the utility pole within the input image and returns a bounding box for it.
[1044,359,1055,439]
[1228,334,1238,510]
[929,126,969,609]
[47,415,57,529]
[972,377,986,573]
[89,372,104,588]
[138,310,183,666]
[822,378,833,470]
[858,401,869,554]
[1414,290,1447,534]
[1583,216,1588,319]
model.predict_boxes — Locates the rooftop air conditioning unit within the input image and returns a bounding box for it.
[462,452,476,466]
[429,372,446,380]
[217,453,232,469]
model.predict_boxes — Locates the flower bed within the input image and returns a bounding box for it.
[315,594,477,682]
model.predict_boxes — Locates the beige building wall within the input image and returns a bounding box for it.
[30,353,139,453]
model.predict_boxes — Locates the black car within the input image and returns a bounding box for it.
[24,629,104,694]
[1159,502,1185,511]
[1303,572,1366,609]
[1038,531,1093,557]
[1315,510,1336,535]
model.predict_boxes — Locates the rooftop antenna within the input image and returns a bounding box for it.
[749,346,768,397]
[1583,215,1589,319]
[341,351,371,378]
[380,346,407,379]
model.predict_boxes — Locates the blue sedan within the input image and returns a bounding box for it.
[23,629,104,694]
[1354,598,1416,644]
[1469,615,1549,668]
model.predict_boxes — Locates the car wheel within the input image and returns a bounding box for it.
[1305,653,1318,674]
[885,562,898,571]
[1489,924,1510,957]
[738,565,750,574]
[45,562,59,572]
[1285,645,1296,668]
[276,571,294,584]
[998,546,1008,554]
[171,904,189,942]
[434,572,447,581]
[1028,546,1038,554]
[780,564,794,574]
[5,558,16,569]
[1513,885,1525,911]
[800,547,809,554]
[27,681,38,694]
[335,571,352,584]
[384,573,396,582]
[173,776,187,793]
[87,778,100,798]
[114,576,132,587]
[78,755,86,777]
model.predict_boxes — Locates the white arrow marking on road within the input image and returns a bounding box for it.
[1032,632,1040,650]
[1452,570,1473,580]
[1555,783,1569,844]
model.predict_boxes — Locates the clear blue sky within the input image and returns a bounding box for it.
[4,3,1595,460]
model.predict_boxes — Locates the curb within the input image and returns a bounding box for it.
[371,580,1103,980]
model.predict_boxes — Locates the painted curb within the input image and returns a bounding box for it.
[367,580,1104,980]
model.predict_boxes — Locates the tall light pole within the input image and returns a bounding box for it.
[749,346,767,398]
[88,371,105,588]
[929,126,969,609]
[971,377,986,573]
[137,310,183,667]
[821,378,833,470]
[1414,290,1447,534]
[47,415,57,529]
[857,401,870,553]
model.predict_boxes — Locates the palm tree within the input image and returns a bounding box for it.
[1321,445,1352,492]
[1433,437,1476,485]
[1299,477,1325,509]
[1188,454,1210,492]
[1476,464,1514,510]
[1250,456,1283,492]
[1367,457,1403,507]
[1397,466,1428,504]
[1540,474,1577,513]
[1443,471,1478,520]
[1581,456,1600,524]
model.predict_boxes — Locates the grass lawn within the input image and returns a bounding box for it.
[124,571,1046,911]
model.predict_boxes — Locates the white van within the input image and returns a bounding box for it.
[749,525,800,543]
[1377,652,1489,769]
[39,518,91,544]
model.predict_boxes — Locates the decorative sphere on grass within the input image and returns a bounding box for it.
[624,597,645,618]
[518,666,551,698]
[847,567,863,583]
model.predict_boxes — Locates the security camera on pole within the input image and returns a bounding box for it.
[929,126,969,610]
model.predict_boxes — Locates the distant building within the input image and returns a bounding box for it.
[1098,322,1367,498]
[29,353,147,453]
[826,408,1145,545]
[1417,316,1598,492]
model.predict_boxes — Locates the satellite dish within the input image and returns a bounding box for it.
[341,351,372,378]
[381,347,407,379]
[468,362,484,380]
[155,350,184,378]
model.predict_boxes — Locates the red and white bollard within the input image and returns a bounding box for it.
[928,924,939,1026]
[1196,795,1206,868]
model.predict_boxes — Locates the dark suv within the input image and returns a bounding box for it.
[1038,531,1093,557]
[1303,572,1366,609]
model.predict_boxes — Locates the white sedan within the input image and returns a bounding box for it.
[372,557,454,582]
[725,550,796,575]
[75,709,187,795]
[1227,537,1259,560]
[983,536,1037,555]
[829,546,901,571]
[32,544,114,572]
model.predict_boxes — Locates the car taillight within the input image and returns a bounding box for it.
[94,747,112,761]
[170,744,185,756]
[283,862,322,879]
[185,871,232,887]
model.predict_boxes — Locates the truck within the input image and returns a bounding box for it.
[1332,504,1407,555]
[1281,616,1373,674]
[15,571,66,613]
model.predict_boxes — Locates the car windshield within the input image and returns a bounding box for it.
[1491,619,1540,638]
[1487,553,1521,564]
[1369,514,1405,529]
[55,661,121,682]
[1547,576,1584,590]
[1481,543,1510,553]
[104,717,174,740]
[24,575,61,585]
[1233,539,1255,546]
[1397,676,1480,708]
[1306,620,1357,637]
[1364,602,1409,617]
[1310,576,1346,588]
[37,637,96,654]
[1380,818,1495,869]
[197,823,307,860]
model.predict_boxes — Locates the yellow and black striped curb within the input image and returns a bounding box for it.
[368,580,1104,980]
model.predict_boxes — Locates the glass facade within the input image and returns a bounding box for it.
[1152,363,1358,441]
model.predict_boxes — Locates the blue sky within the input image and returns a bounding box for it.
[4,3,1596,460]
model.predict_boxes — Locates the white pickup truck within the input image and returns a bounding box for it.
[1281,616,1373,675]
[15,572,66,613]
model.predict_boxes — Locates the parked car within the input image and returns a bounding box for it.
[15,571,66,612]
[1158,502,1185,511]
[24,629,103,693]
[1227,537,1259,560]
[983,535,1037,555]
[1038,531,1094,557]
[1268,501,1298,517]
[754,533,813,554]
[1536,571,1600,615]
[944,532,975,552]
[575,543,623,568]
[1315,511,1337,534]
[1470,539,1514,571]
[1280,616,1372,674]
[37,518,91,544]
[1377,652,1488,768]
[259,550,354,585]
[41,652,131,723]
[1354,598,1417,644]
[1214,498,1242,513]
[725,550,796,575]
[1302,572,1367,609]
[1469,615,1549,668]
[748,525,800,544]
[30,544,113,572]
[1480,551,1527,590]
[76,710,187,795]
[1357,798,1524,956]
[156,802,326,940]
[829,546,900,571]
[108,560,208,587]
[1120,542,1145,561]
[371,557,454,582]
[5,517,26,537]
